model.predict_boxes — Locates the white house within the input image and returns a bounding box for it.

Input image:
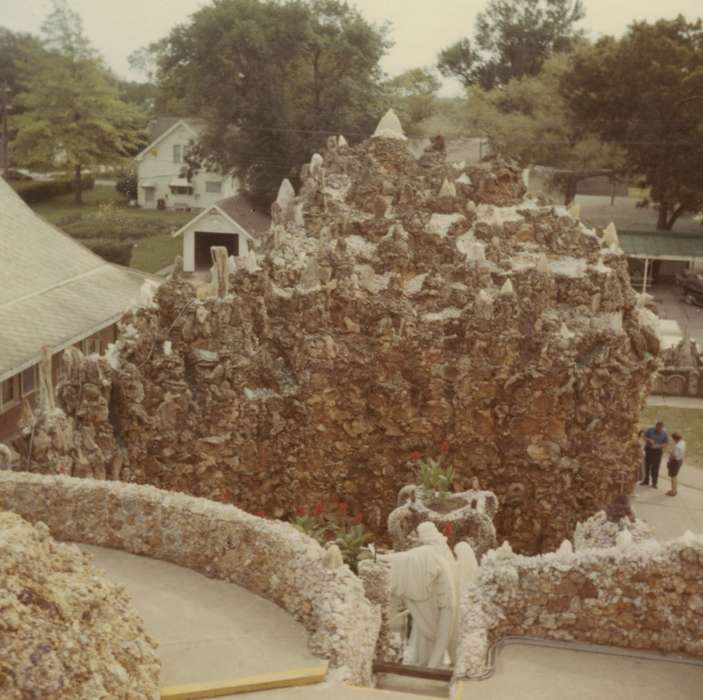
[172,194,270,272]
[135,119,238,210]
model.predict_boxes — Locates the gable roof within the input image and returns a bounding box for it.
[147,116,184,143]
[172,194,270,241]
[217,194,271,237]
[135,118,201,162]
[0,177,155,380]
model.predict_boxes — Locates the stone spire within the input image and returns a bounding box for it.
[210,246,229,298]
[603,222,620,249]
[276,179,296,210]
[567,203,581,220]
[439,178,456,198]
[372,109,407,141]
[38,346,55,413]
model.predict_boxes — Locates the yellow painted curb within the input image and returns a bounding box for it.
[346,685,442,699]
[452,680,465,700]
[160,664,328,699]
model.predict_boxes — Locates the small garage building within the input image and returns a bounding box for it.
[172,195,270,272]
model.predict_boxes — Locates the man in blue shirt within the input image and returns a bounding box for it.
[640,421,669,488]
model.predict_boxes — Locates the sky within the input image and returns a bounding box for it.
[4,0,703,95]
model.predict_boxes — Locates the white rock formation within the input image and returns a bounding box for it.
[372,109,407,141]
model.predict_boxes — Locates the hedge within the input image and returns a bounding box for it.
[12,176,95,204]
[84,240,133,267]
[57,219,167,241]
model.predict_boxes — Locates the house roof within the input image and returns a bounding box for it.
[619,230,703,261]
[172,194,270,241]
[0,176,155,381]
[217,195,271,237]
[135,118,202,162]
[147,116,184,143]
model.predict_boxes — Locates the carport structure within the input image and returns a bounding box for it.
[619,230,703,294]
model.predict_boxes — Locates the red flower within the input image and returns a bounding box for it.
[440,441,450,455]
[338,501,349,515]
[441,523,454,537]
[296,506,307,517]
[410,451,422,461]
[351,512,363,525]
[255,510,266,518]
[313,501,324,517]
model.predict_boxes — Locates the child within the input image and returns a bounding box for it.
[666,432,686,497]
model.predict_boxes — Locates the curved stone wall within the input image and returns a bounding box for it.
[452,533,703,684]
[0,471,380,685]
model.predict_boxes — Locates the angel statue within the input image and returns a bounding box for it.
[380,521,479,668]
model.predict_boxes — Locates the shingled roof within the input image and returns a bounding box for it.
[216,194,271,237]
[0,177,155,381]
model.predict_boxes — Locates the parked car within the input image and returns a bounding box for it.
[4,169,33,181]
[678,272,703,307]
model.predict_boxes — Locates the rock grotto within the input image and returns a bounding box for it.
[4,110,661,554]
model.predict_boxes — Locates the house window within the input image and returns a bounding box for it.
[0,375,19,412]
[83,336,102,355]
[206,181,222,194]
[173,145,182,164]
[21,366,36,396]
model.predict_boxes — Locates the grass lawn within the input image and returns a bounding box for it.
[640,405,703,470]
[130,233,182,274]
[30,185,192,273]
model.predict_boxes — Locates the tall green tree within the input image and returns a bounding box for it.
[562,17,703,229]
[384,67,441,132]
[11,1,145,202]
[463,53,623,203]
[150,0,390,205]
[0,28,44,97]
[438,0,584,89]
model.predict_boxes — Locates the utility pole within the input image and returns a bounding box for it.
[1,81,10,177]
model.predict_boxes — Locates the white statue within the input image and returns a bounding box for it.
[381,522,459,668]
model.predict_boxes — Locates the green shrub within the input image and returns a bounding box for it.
[291,501,374,572]
[115,172,138,200]
[415,453,454,506]
[60,216,168,242]
[85,240,133,266]
[56,213,83,227]
[12,176,95,204]
[334,523,373,573]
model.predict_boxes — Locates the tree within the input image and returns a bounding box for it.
[562,17,703,229]
[149,0,390,205]
[463,53,623,203]
[438,0,584,89]
[11,1,145,202]
[0,28,44,97]
[384,67,441,131]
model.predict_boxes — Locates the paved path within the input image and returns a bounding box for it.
[648,284,703,347]
[633,479,703,541]
[79,545,318,687]
[229,643,703,699]
[648,395,703,410]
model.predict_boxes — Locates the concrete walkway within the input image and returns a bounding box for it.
[633,479,703,541]
[648,395,703,411]
[79,545,318,687]
[228,643,703,700]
